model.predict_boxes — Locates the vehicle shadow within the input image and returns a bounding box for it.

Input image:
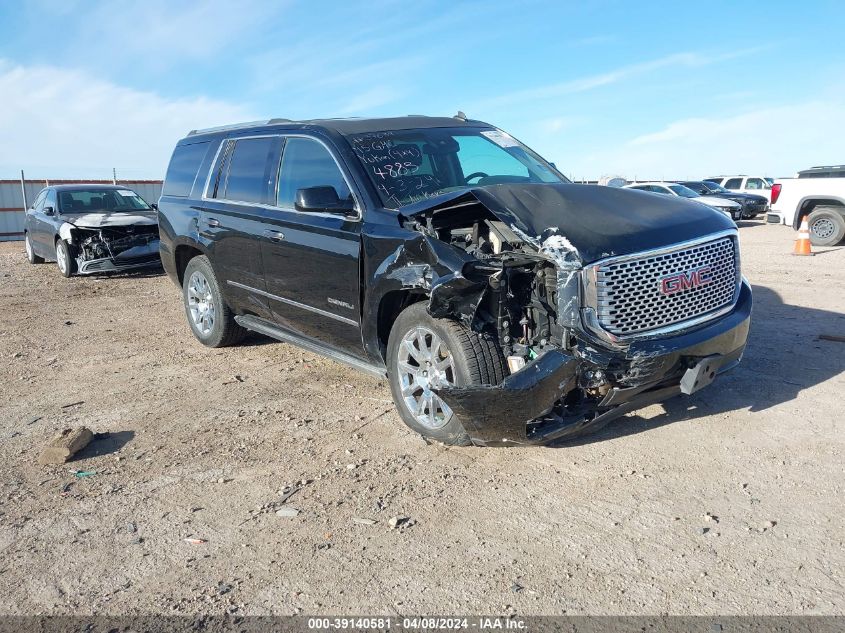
[89,266,165,280]
[552,284,845,447]
[72,430,135,460]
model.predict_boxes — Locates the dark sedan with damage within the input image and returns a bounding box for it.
[158,115,751,446]
[24,184,161,277]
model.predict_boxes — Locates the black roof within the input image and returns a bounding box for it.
[186,115,489,139]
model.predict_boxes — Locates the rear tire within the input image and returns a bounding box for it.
[386,302,507,446]
[807,207,845,246]
[25,234,44,264]
[55,239,75,277]
[182,255,247,347]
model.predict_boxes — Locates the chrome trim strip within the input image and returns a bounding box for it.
[227,281,358,327]
[580,229,741,345]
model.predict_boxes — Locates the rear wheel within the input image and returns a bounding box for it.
[25,234,44,264]
[386,302,506,445]
[55,239,75,277]
[807,207,845,246]
[182,255,247,347]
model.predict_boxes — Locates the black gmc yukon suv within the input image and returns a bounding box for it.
[158,116,752,446]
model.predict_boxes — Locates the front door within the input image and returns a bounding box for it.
[259,136,364,357]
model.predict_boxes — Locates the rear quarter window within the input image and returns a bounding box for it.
[162,141,212,197]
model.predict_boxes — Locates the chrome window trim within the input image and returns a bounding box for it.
[201,133,363,221]
[227,280,358,327]
[580,229,741,345]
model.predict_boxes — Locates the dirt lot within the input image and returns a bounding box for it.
[0,222,843,616]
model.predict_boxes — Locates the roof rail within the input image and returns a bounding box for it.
[187,119,294,136]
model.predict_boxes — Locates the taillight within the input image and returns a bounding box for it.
[771,183,782,204]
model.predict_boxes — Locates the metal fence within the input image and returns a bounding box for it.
[0,179,163,242]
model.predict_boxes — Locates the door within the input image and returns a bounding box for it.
[199,135,282,320]
[742,177,772,202]
[260,136,364,357]
[26,190,50,255]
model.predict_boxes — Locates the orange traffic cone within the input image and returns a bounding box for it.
[793,217,814,256]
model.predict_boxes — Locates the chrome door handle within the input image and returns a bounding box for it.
[206,217,220,228]
[263,229,285,242]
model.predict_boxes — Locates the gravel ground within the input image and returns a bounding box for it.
[0,221,843,616]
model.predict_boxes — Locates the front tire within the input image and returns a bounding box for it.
[55,239,75,277]
[182,255,247,347]
[25,233,44,264]
[807,207,845,246]
[386,302,506,446]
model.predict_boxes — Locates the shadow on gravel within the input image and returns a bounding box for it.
[555,284,845,446]
[89,266,165,281]
[73,430,135,459]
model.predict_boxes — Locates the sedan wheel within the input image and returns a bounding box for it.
[25,234,43,264]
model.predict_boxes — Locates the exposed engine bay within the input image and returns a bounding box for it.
[390,186,750,445]
[59,220,161,274]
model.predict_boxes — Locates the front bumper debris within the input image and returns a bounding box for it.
[437,280,752,446]
[76,241,161,275]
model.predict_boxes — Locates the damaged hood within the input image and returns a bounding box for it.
[62,211,158,229]
[402,183,735,264]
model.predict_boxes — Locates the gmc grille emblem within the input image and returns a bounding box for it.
[660,266,713,295]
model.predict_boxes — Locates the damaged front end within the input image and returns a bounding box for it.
[60,223,161,274]
[393,185,751,446]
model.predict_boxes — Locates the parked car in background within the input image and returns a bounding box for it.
[24,184,161,277]
[678,180,768,219]
[769,176,845,245]
[157,115,750,446]
[624,182,742,220]
[796,165,845,179]
[704,175,774,202]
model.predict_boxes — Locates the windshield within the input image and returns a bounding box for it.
[58,188,152,214]
[668,184,700,198]
[346,127,566,207]
[701,181,729,193]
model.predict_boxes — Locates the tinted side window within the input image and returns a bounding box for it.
[277,138,352,209]
[746,177,764,189]
[724,178,742,189]
[44,189,57,209]
[30,190,47,210]
[222,137,278,204]
[163,141,211,197]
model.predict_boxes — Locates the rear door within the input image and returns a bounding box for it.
[27,190,50,255]
[259,135,365,357]
[199,135,282,319]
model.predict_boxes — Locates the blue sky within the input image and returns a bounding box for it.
[1,0,843,180]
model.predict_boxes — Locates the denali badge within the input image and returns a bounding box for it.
[660,266,713,295]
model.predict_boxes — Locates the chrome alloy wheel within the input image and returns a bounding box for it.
[397,326,456,429]
[811,217,836,241]
[56,241,68,274]
[187,270,215,336]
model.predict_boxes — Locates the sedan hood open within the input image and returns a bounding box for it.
[401,183,735,264]
[63,210,158,229]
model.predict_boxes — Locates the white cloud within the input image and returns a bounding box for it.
[576,99,845,179]
[474,47,768,110]
[0,60,255,178]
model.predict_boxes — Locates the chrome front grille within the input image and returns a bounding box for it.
[591,235,739,337]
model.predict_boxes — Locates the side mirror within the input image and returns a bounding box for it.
[43,206,55,216]
[295,186,355,216]
[151,203,159,211]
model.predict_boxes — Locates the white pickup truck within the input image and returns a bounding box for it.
[769,177,845,246]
